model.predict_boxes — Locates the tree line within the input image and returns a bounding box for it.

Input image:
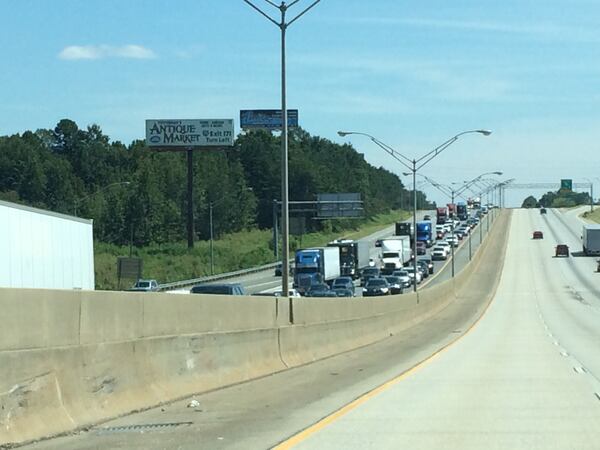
[0,119,432,246]
[521,189,592,208]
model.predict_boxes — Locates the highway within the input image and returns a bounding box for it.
[181,210,492,297]
[22,207,600,449]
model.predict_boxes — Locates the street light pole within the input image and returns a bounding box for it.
[338,129,492,292]
[209,202,215,275]
[244,0,321,304]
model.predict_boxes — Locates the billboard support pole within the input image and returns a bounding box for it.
[187,148,194,249]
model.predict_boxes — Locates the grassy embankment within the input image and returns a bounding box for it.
[95,209,410,290]
[581,208,600,223]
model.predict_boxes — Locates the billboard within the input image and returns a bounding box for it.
[145,119,234,147]
[240,109,298,130]
[317,193,363,218]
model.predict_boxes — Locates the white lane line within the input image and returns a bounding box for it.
[574,366,587,374]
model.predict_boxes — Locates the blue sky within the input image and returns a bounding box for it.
[2,0,600,206]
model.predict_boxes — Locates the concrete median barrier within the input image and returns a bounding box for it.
[0,210,510,446]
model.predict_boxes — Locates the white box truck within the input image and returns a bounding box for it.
[0,200,95,289]
[380,237,412,274]
[582,224,600,256]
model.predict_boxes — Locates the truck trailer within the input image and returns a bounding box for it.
[327,239,370,279]
[436,207,448,224]
[395,222,413,239]
[293,247,340,294]
[456,202,468,220]
[0,200,95,289]
[582,224,600,256]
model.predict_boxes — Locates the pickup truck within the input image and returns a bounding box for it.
[128,279,159,292]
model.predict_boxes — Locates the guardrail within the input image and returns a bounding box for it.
[157,260,292,292]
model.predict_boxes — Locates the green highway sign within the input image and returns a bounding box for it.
[560,179,572,191]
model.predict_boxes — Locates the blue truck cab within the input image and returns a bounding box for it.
[416,221,433,248]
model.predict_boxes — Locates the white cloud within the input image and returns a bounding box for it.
[58,45,156,60]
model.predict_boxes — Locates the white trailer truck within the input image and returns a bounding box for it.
[380,237,412,274]
[0,200,95,289]
[582,224,600,256]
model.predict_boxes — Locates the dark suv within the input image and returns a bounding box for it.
[360,267,380,286]
[191,283,246,295]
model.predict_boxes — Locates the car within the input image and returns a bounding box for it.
[305,283,337,297]
[555,244,569,257]
[445,236,459,247]
[423,214,432,221]
[383,275,404,294]
[432,246,448,261]
[454,229,465,240]
[128,279,159,292]
[363,278,391,296]
[540,208,547,214]
[191,283,246,295]
[391,269,412,288]
[458,226,470,236]
[333,288,355,297]
[375,239,383,247]
[273,289,302,297]
[416,241,427,255]
[415,260,430,278]
[418,257,434,274]
[438,240,452,252]
[274,263,292,277]
[404,265,423,284]
[532,231,544,239]
[360,267,380,286]
[332,276,355,296]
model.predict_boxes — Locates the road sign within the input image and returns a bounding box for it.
[317,193,363,218]
[560,179,573,191]
[145,119,234,147]
[240,109,298,130]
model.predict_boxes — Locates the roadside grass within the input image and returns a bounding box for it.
[581,208,600,223]
[95,209,410,290]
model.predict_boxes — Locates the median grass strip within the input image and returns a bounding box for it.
[581,208,600,224]
[95,210,410,290]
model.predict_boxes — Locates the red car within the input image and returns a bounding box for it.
[555,244,569,257]
[532,231,543,239]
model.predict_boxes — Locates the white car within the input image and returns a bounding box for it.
[445,235,459,247]
[438,240,451,252]
[404,266,422,284]
[274,289,302,297]
[432,246,448,260]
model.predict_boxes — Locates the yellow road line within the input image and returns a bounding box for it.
[272,272,496,449]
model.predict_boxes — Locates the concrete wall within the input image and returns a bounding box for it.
[0,210,511,446]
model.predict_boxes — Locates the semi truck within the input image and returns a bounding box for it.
[327,239,370,279]
[380,237,412,274]
[436,207,448,224]
[447,203,457,219]
[582,224,600,256]
[0,200,95,289]
[456,202,468,220]
[395,222,413,239]
[416,221,434,247]
[293,247,340,294]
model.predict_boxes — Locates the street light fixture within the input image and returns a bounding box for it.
[244,0,321,304]
[338,129,492,292]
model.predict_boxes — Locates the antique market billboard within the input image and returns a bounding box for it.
[145,119,234,147]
